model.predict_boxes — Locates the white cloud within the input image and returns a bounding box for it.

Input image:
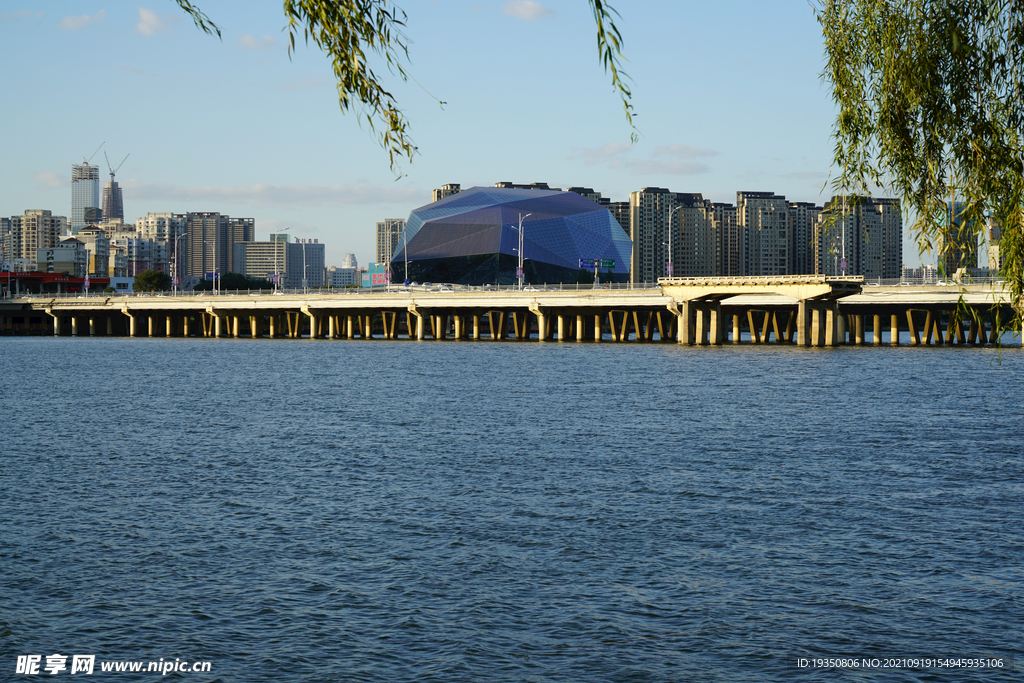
[118,65,151,76]
[34,171,64,190]
[127,182,424,207]
[783,171,826,181]
[1,10,44,22]
[571,142,713,175]
[136,7,177,35]
[239,34,278,51]
[653,144,719,159]
[570,142,634,166]
[502,0,554,21]
[58,10,107,31]
[626,160,711,176]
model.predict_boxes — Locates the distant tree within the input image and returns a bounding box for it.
[134,270,171,292]
[220,272,274,290]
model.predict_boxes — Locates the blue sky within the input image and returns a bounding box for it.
[0,1,928,267]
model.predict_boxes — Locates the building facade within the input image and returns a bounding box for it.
[815,197,902,279]
[102,179,124,222]
[376,219,405,265]
[232,234,288,285]
[397,186,631,285]
[184,212,255,281]
[71,163,101,233]
[9,210,69,271]
[38,238,87,278]
[629,188,718,282]
[431,183,461,203]
[737,191,790,276]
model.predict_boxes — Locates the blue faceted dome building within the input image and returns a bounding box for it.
[392,186,632,285]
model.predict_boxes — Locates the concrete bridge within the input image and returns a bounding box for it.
[0,276,1017,347]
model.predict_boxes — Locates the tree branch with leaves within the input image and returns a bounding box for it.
[174,0,636,175]
[817,0,1024,324]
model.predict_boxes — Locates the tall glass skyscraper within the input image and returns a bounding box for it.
[71,163,100,233]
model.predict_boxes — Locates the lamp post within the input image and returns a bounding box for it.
[511,212,531,290]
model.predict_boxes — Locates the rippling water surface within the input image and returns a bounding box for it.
[2,337,1022,681]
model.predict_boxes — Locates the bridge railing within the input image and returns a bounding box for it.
[10,281,665,300]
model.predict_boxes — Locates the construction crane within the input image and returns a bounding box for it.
[104,151,130,181]
[82,142,104,166]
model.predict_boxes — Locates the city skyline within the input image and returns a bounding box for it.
[3,1,935,269]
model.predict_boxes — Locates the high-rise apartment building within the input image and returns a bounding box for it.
[9,210,69,271]
[432,183,461,202]
[376,218,405,264]
[712,203,741,276]
[71,163,101,233]
[184,212,254,280]
[787,201,821,275]
[628,188,717,282]
[737,191,790,276]
[815,196,902,279]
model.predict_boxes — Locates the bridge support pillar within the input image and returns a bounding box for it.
[825,302,840,347]
[708,303,724,345]
[695,306,710,345]
[677,301,695,345]
[557,315,565,342]
[473,315,481,340]
[576,315,584,342]
[416,313,425,340]
[537,312,547,341]
[797,299,808,346]
[594,314,602,342]
[906,310,920,345]
[873,314,881,345]
[854,314,864,345]
[89,317,97,336]
[166,315,174,338]
[454,315,462,340]
[732,314,741,343]
[214,315,222,338]
[891,314,900,346]
[70,316,78,337]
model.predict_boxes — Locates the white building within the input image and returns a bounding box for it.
[376,219,405,264]
[327,266,359,287]
[38,238,87,278]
